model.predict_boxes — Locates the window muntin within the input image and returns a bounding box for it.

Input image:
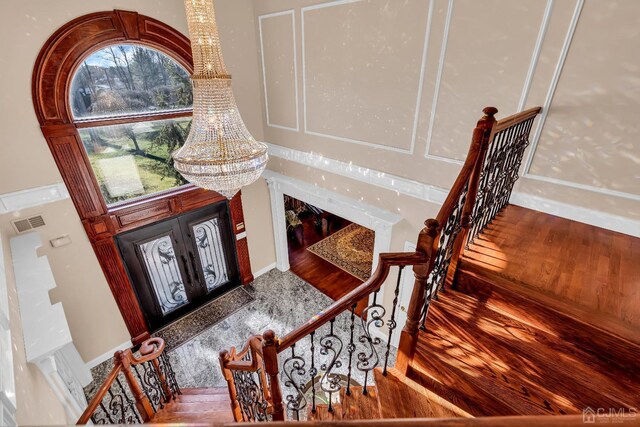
[70,45,192,120]
[70,44,193,206]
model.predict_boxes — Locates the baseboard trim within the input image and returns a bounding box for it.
[253,263,276,279]
[86,340,131,370]
[510,192,640,238]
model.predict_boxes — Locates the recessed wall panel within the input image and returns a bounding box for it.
[260,11,299,130]
[529,0,640,195]
[302,0,430,152]
[428,0,546,161]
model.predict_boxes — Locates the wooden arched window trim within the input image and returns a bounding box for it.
[32,10,253,345]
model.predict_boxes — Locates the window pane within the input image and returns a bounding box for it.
[70,44,192,119]
[78,118,191,205]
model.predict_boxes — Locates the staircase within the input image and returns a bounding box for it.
[79,107,639,426]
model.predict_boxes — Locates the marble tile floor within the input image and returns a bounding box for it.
[169,269,397,392]
[85,269,397,405]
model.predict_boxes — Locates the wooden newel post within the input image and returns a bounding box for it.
[262,330,285,421]
[396,219,439,375]
[445,106,498,289]
[116,350,154,422]
[219,350,243,421]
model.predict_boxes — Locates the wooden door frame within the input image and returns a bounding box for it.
[31,10,253,345]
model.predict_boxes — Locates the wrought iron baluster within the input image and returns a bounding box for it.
[309,331,317,414]
[320,318,343,412]
[132,363,157,412]
[116,376,142,423]
[384,266,404,375]
[140,360,165,410]
[282,343,307,420]
[159,352,181,397]
[94,401,114,425]
[358,291,385,395]
[345,304,357,396]
[231,369,269,422]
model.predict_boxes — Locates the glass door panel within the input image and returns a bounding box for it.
[192,217,230,292]
[138,234,189,315]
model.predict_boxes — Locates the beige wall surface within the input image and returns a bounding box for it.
[0,0,274,372]
[254,0,640,220]
[1,233,69,426]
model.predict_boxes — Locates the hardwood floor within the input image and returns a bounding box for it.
[288,215,366,312]
[411,286,640,417]
[408,204,640,417]
[460,205,640,340]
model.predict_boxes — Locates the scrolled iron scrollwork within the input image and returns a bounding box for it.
[231,369,270,422]
[282,345,308,420]
[319,318,344,402]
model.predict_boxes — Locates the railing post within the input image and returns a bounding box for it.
[396,219,439,375]
[262,330,285,421]
[116,350,154,422]
[219,350,244,422]
[445,106,498,289]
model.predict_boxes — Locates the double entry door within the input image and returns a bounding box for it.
[116,202,240,331]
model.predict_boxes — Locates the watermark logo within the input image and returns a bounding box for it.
[583,407,638,424]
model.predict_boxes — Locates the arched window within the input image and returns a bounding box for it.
[70,44,193,205]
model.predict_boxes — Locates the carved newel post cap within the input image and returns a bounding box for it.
[483,106,498,117]
[263,330,276,342]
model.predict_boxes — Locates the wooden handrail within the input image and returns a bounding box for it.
[277,251,427,352]
[492,106,541,133]
[224,335,265,371]
[77,362,124,424]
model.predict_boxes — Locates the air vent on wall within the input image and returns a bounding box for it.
[11,215,46,234]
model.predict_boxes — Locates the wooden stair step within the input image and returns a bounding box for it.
[150,388,234,424]
[374,367,471,419]
[307,386,381,421]
[174,393,229,403]
[411,289,640,417]
[180,387,229,395]
[456,265,640,370]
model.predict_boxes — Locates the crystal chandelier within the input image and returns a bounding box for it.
[173,0,268,199]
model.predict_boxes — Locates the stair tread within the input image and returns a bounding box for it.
[374,367,470,419]
[307,386,381,421]
[413,289,640,417]
[180,387,229,395]
[150,391,233,424]
[459,205,640,345]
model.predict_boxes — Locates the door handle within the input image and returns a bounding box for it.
[189,252,200,283]
[181,255,193,286]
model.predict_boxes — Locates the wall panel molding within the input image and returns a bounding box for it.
[258,9,299,132]
[519,0,639,202]
[517,0,554,111]
[423,0,459,164]
[300,0,433,154]
[522,0,584,174]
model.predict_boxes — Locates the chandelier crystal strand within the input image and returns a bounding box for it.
[174,0,268,199]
